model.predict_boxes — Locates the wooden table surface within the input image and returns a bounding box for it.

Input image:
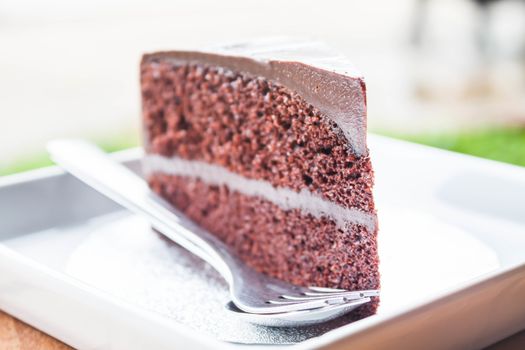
[0,311,71,350]
[0,309,523,349]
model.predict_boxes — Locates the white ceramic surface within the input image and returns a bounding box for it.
[0,135,524,349]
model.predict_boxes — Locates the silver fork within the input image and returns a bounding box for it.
[48,140,379,315]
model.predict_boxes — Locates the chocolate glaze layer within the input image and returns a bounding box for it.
[142,39,368,156]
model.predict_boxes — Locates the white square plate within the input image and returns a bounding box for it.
[0,135,524,349]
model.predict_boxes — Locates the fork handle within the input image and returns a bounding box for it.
[47,140,238,283]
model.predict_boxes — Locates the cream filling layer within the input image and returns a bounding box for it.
[143,154,376,232]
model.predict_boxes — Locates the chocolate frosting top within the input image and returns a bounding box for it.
[142,39,368,156]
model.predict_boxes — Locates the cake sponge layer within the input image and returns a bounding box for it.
[141,61,375,211]
[149,172,379,319]
[140,52,380,319]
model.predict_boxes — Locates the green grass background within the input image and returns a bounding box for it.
[0,131,140,176]
[1,126,524,177]
[387,126,525,168]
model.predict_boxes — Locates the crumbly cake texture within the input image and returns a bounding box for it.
[140,42,379,320]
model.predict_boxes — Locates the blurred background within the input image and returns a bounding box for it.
[1,0,524,175]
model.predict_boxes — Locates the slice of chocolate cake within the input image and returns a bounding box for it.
[140,40,379,320]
